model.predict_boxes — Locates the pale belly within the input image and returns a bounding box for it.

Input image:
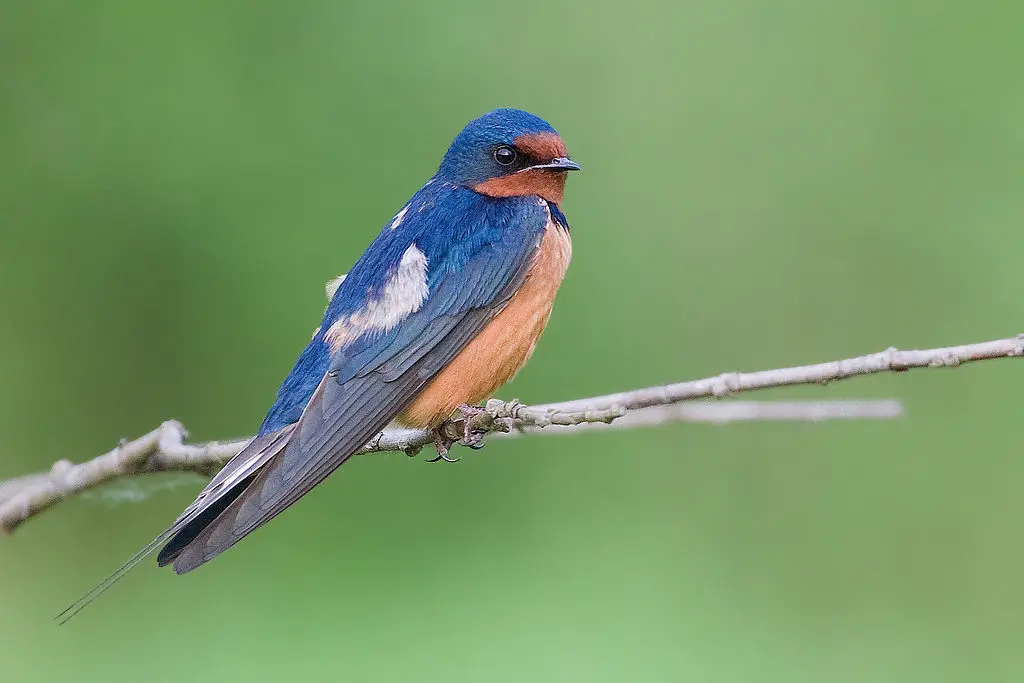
[397,221,572,428]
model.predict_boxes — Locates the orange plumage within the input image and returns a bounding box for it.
[397,219,572,428]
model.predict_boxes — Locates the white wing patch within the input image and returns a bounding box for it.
[325,243,429,353]
[389,205,410,231]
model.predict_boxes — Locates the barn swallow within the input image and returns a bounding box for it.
[58,108,578,622]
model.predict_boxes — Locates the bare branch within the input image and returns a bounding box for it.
[2,334,1020,534]
[528,399,905,431]
[534,335,1024,413]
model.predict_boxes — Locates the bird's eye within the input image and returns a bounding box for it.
[493,146,517,166]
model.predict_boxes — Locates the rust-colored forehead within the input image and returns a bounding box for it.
[513,132,567,160]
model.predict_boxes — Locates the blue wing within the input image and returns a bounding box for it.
[159,182,550,572]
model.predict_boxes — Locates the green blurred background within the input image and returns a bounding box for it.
[1,1,1022,681]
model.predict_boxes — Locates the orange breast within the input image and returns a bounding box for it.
[397,220,572,428]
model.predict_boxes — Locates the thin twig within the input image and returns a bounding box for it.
[518,399,905,431]
[533,336,1024,413]
[1,334,1020,534]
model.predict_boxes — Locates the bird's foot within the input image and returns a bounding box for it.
[425,404,490,463]
[456,403,489,450]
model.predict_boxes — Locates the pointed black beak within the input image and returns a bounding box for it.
[528,157,582,172]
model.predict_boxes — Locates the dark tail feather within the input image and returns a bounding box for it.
[56,480,252,624]
[56,427,291,622]
[156,473,255,568]
[57,471,260,623]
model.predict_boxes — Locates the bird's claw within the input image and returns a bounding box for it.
[426,449,461,463]
[426,451,461,463]
[427,431,461,463]
[426,404,489,463]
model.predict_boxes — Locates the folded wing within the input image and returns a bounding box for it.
[165,225,546,573]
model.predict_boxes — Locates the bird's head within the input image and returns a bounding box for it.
[439,108,580,204]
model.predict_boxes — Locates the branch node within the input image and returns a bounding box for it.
[491,417,514,433]
[159,420,188,444]
[929,354,960,368]
[49,459,74,476]
[877,348,904,371]
[711,373,740,397]
[1010,334,1024,355]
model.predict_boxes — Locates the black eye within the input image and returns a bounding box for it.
[493,146,517,166]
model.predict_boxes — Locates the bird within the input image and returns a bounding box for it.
[58,107,579,622]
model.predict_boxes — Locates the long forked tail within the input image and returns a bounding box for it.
[56,478,255,624]
[55,427,293,624]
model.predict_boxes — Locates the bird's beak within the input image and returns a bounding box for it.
[527,157,582,172]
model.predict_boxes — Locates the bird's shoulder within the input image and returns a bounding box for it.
[332,180,549,312]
